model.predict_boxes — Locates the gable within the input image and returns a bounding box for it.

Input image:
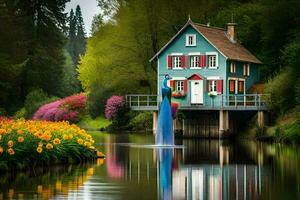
[158,25,226,63]
[150,20,262,64]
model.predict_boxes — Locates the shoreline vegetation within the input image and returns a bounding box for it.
[0,118,102,171]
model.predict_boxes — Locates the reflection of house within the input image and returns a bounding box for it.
[172,165,264,200]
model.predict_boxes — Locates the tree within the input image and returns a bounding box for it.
[66,5,86,66]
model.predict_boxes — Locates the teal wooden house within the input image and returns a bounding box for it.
[150,19,262,109]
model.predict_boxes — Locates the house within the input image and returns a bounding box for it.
[150,19,262,109]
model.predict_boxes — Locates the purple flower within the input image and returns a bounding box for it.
[105,96,125,120]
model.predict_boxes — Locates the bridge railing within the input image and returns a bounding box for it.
[125,95,158,110]
[126,94,269,111]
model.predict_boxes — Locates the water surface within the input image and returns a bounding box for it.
[0,132,300,200]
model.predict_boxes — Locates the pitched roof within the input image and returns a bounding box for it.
[150,20,262,64]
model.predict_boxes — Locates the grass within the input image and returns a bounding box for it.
[77,115,111,131]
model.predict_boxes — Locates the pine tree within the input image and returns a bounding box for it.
[75,5,86,60]
[66,5,86,67]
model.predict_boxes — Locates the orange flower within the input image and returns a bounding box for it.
[0,146,3,154]
[18,136,24,143]
[77,138,83,145]
[0,128,6,135]
[46,143,53,150]
[7,140,14,148]
[36,146,43,154]
[7,148,15,155]
[53,138,60,145]
[17,129,23,135]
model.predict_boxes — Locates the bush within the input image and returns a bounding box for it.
[24,89,59,118]
[87,85,113,119]
[265,69,295,114]
[0,118,97,169]
[0,108,6,116]
[105,96,125,120]
[33,93,86,123]
[14,107,27,119]
[105,96,130,130]
[129,111,153,131]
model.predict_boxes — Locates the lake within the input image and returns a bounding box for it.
[0,132,299,200]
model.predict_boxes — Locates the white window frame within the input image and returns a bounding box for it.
[190,55,200,68]
[186,34,196,46]
[176,80,184,91]
[206,52,218,69]
[243,63,250,76]
[228,77,245,94]
[230,62,236,73]
[173,56,182,69]
[208,80,217,92]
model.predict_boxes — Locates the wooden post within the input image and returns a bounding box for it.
[257,111,265,128]
[153,111,158,134]
[219,110,229,138]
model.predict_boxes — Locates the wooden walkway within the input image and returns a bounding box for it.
[126,94,269,111]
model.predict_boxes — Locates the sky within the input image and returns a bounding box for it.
[65,0,100,36]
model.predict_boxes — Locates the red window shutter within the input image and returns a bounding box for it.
[183,80,188,93]
[217,80,223,94]
[170,80,174,90]
[167,56,172,69]
[200,55,207,68]
[198,56,201,67]
[206,80,210,92]
[182,56,186,68]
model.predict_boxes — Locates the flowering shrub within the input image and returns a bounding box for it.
[105,96,125,120]
[33,93,86,122]
[0,118,99,169]
[172,91,186,98]
[171,102,179,119]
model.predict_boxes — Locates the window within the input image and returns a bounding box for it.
[208,55,217,68]
[208,80,217,92]
[190,56,200,68]
[229,80,236,94]
[230,62,236,73]
[173,56,182,69]
[243,63,250,76]
[176,81,184,91]
[238,80,244,94]
[186,34,196,46]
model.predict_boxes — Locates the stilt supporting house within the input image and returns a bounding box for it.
[257,111,266,128]
[219,110,229,137]
[153,111,158,134]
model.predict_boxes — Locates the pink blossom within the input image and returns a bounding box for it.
[105,96,125,120]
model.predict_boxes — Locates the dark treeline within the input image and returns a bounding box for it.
[0,1,85,115]
[79,0,300,117]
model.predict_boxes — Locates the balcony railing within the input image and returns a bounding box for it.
[125,94,269,111]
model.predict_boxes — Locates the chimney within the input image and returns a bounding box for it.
[227,23,237,42]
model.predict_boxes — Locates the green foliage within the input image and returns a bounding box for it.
[14,107,27,119]
[129,111,153,131]
[24,89,59,118]
[87,85,113,118]
[107,105,131,131]
[265,70,295,114]
[67,5,86,66]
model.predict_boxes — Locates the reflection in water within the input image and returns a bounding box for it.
[158,149,173,200]
[0,133,300,199]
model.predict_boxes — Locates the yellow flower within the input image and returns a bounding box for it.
[7,140,14,148]
[18,136,24,143]
[77,138,83,145]
[7,148,15,155]
[53,138,60,145]
[36,146,43,154]
[46,143,53,150]
[0,128,6,135]
[0,146,3,154]
[17,129,23,135]
[62,134,69,140]
[68,134,73,139]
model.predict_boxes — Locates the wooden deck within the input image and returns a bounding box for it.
[125,94,269,111]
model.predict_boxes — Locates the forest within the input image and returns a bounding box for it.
[0,0,300,138]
